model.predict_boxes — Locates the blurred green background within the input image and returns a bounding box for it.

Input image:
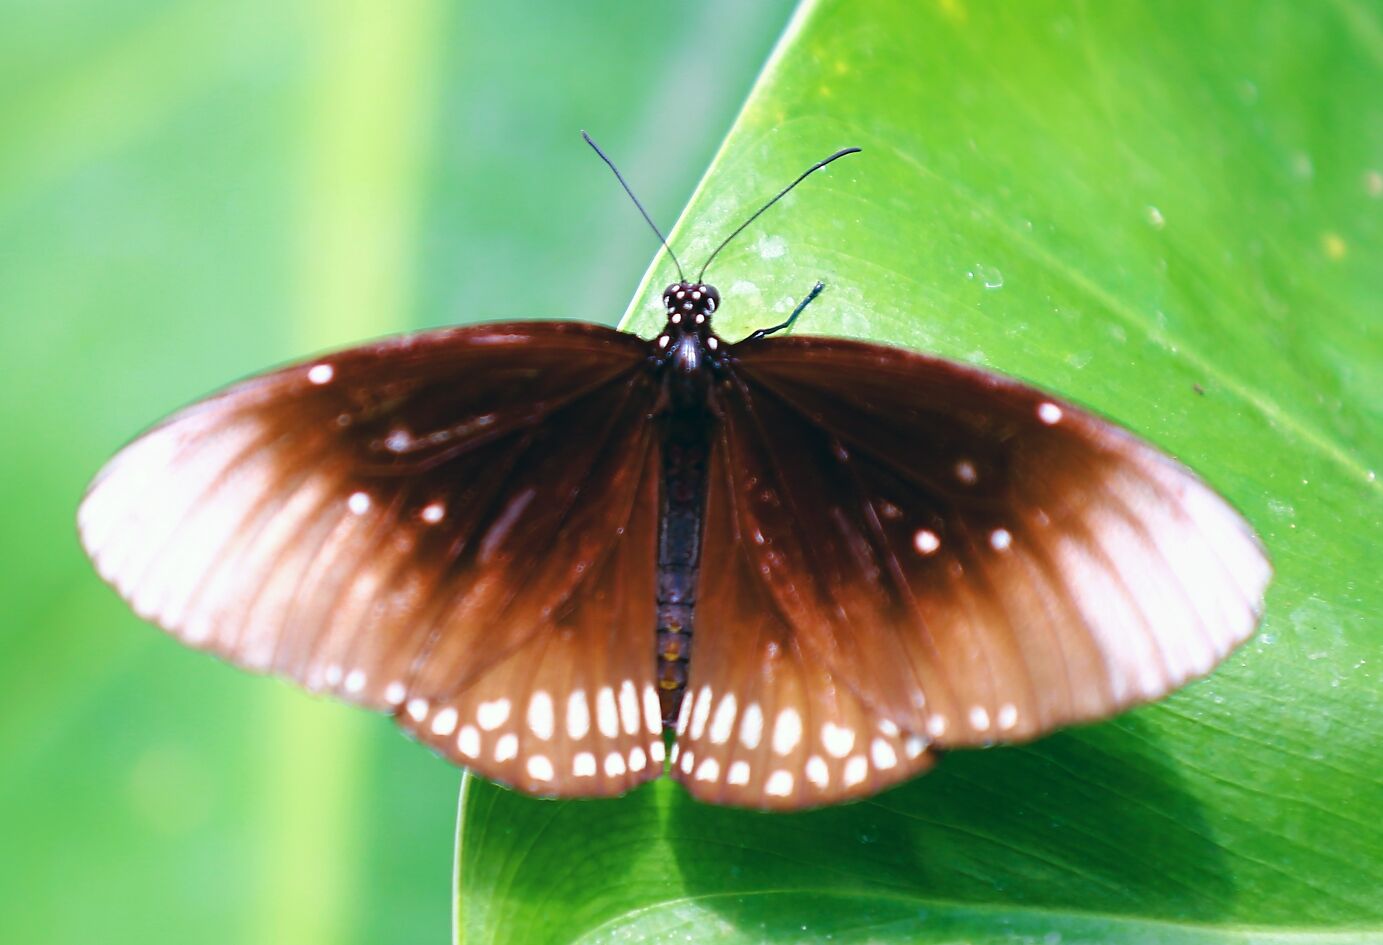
[0,1,795,942]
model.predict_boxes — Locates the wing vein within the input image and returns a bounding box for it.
[722,369,856,660]
[419,370,654,703]
[822,421,964,721]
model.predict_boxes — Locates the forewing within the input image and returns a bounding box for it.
[79,321,663,796]
[721,335,1270,749]
[670,429,936,810]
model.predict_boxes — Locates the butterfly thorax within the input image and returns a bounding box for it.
[655,281,724,398]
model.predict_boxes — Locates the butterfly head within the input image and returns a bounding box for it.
[662,282,720,328]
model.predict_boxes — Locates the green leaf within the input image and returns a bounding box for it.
[456,0,1383,942]
[0,2,792,943]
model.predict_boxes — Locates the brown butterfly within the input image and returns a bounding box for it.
[78,137,1270,810]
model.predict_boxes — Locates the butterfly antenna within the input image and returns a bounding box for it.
[697,147,861,283]
[583,131,684,282]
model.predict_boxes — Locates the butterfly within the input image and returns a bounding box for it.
[78,136,1271,811]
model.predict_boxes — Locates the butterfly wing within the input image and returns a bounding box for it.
[79,321,665,796]
[705,335,1269,757]
[397,425,666,796]
[669,428,936,809]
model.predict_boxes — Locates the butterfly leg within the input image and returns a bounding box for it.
[743,281,825,343]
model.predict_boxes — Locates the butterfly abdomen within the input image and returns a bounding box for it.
[655,405,714,727]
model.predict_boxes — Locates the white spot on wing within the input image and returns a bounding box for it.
[871,738,897,770]
[494,733,518,762]
[914,529,940,555]
[709,694,738,745]
[739,702,764,749]
[420,502,445,524]
[772,708,802,755]
[997,703,1018,730]
[806,755,829,788]
[822,722,855,758]
[527,755,554,782]
[431,707,458,737]
[604,751,626,777]
[628,746,647,772]
[406,698,429,722]
[527,691,554,740]
[990,528,1012,551]
[477,698,511,731]
[348,492,371,515]
[764,770,794,796]
[307,363,334,384]
[676,690,694,736]
[1038,402,1063,424]
[690,685,713,739]
[695,758,721,782]
[643,685,662,734]
[844,755,868,787]
[597,687,619,738]
[457,725,480,758]
[573,752,596,777]
[567,689,590,739]
[727,761,750,785]
[969,705,991,731]
[955,460,978,485]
